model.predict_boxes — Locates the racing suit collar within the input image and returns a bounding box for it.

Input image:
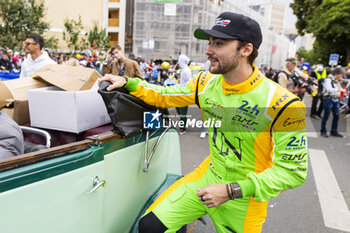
[221,65,263,95]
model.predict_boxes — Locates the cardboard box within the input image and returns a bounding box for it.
[1,101,29,125]
[33,65,101,91]
[0,78,50,125]
[28,86,111,133]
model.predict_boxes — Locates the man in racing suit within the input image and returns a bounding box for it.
[100,12,308,233]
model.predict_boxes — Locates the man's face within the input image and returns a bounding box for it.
[111,48,124,60]
[23,38,39,53]
[205,38,240,75]
[334,73,342,80]
[286,62,296,72]
[2,54,8,60]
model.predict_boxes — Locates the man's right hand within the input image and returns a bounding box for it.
[98,74,127,91]
[105,48,113,62]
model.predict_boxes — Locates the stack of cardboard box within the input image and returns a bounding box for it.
[0,65,111,133]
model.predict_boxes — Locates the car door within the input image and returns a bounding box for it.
[101,129,181,233]
[0,145,105,233]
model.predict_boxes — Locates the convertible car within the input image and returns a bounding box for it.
[0,113,185,233]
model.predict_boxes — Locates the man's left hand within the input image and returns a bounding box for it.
[197,184,229,208]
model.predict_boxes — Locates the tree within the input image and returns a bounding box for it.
[296,46,314,63]
[87,21,111,50]
[291,0,350,65]
[308,0,350,64]
[45,37,59,50]
[63,15,88,52]
[0,0,52,49]
[290,0,322,35]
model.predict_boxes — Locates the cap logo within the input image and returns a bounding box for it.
[214,18,231,27]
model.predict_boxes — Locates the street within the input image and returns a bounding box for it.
[170,94,350,233]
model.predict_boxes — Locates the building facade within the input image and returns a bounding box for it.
[41,0,293,68]
[43,0,126,50]
[132,0,291,68]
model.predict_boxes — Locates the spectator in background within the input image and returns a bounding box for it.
[265,68,274,80]
[87,57,94,68]
[0,48,5,59]
[136,56,142,65]
[140,58,150,80]
[160,61,171,85]
[79,59,88,67]
[200,60,211,139]
[7,49,13,58]
[94,61,101,74]
[151,60,162,85]
[66,57,80,66]
[320,67,346,138]
[18,52,26,66]
[262,66,267,76]
[80,52,89,63]
[52,52,59,62]
[345,68,350,79]
[0,51,13,72]
[20,34,56,78]
[345,68,350,112]
[102,45,142,79]
[310,64,328,119]
[92,44,99,57]
[175,54,192,134]
[11,56,20,72]
[277,57,308,100]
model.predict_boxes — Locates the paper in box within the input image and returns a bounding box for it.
[32,64,101,91]
[0,78,50,125]
[28,86,111,133]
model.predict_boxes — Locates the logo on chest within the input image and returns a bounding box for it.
[232,100,260,130]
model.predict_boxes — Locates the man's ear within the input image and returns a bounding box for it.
[241,43,254,57]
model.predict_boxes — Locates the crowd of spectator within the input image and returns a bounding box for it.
[261,61,350,137]
[2,34,350,136]
[0,38,181,82]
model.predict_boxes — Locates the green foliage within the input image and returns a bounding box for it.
[296,42,331,65]
[308,1,350,46]
[63,15,88,52]
[0,0,50,49]
[291,0,350,65]
[87,21,111,50]
[290,0,322,35]
[45,37,59,50]
[296,47,313,63]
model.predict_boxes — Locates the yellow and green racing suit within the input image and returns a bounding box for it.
[123,65,308,233]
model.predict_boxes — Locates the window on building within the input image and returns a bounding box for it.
[108,32,119,46]
[108,9,119,27]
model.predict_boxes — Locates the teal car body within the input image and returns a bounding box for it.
[0,128,182,233]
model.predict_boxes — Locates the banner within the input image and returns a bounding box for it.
[271,44,277,54]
